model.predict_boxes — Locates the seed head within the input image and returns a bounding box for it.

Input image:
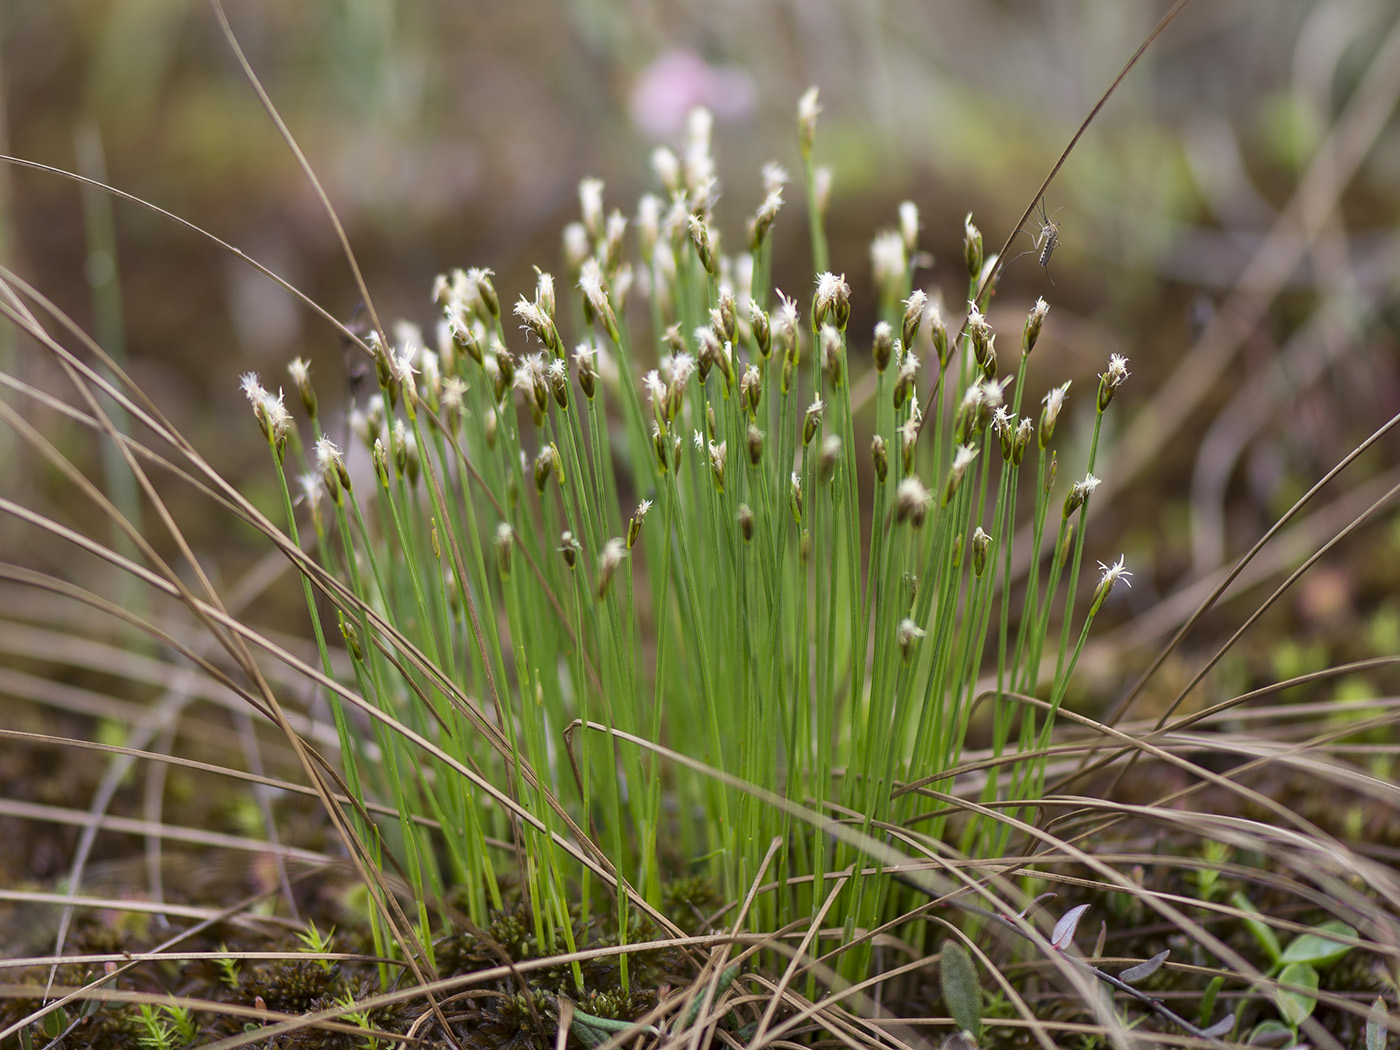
[750,299,772,359]
[813,272,851,331]
[688,213,717,276]
[579,177,605,241]
[873,321,894,373]
[797,87,821,158]
[1023,297,1049,356]
[819,434,841,483]
[562,222,590,273]
[1063,473,1101,519]
[942,444,978,506]
[737,503,755,542]
[287,357,317,418]
[893,349,919,411]
[972,526,992,577]
[747,423,765,466]
[741,363,763,417]
[790,471,803,524]
[708,439,727,493]
[1038,380,1070,449]
[871,434,888,484]
[1013,417,1034,466]
[1098,353,1131,412]
[494,522,513,578]
[902,290,927,351]
[897,617,926,660]
[964,213,984,279]
[574,343,599,399]
[596,538,627,599]
[761,161,789,196]
[749,187,784,251]
[603,210,627,272]
[651,146,681,194]
[774,291,800,368]
[558,530,581,568]
[1091,554,1134,612]
[895,476,932,527]
[627,499,652,549]
[871,230,906,304]
[803,398,824,447]
[899,201,920,254]
[315,435,350,503]
[928,302,950,370]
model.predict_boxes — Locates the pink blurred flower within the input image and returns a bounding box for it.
[630,50,757,138]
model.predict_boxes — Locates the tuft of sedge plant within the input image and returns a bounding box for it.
[229,94,1146,991]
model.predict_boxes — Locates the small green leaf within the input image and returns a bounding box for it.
[1198,974,1224,1029]
[1232,891,1282,964]
[1248,1019,1296,1046]
[1367,996,1388,1050]
[940,940,982,1038]
[1278,920,1356,967]
[1275,961,1319,1027]
[39,1009,67,1039]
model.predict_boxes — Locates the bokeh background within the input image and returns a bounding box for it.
[3,0,1400,657]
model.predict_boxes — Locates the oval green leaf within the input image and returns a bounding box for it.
[940,940,983,1038]
[1278,920,1356,967]
[1275,961,1319,1027]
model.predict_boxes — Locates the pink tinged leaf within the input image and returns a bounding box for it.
[1013,892,1057,922]
[1051,904,1091,950]
[1202,1013,1235,1040]
[1119,950,1169,984]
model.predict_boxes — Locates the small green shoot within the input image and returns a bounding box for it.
[295,919,338,973]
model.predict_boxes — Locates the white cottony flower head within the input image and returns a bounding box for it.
[635,498,653,521]
[579,177,605,233]
[261,388,290,441]
[815,271,849,312]
[1097,554,1133,589]
[441,375,467,411]
[693,429,705,451]
[651,146,681,190]
[897,617,926,647]
[605,209,627,246]
[1105,353,1131,386]
[546,358,567,382]
[287,357,311,388]
[1043,380,1071,418]
[798,86,821,132]
[637,193,662,241]
[1077,473,1102,497]
[391,346,418,387]
[774,290,799,335]
[980,374,1013,409]
[240,371,267,405]
[314,435,343,474]
[578,259,611,316]
[899,201,920,250]
[761,161,790,195]
[951,443,979,474]
[992,406,1016,435]
[643,369,666,408]
[870,230,906,288]
[600,537,627,569]
[662,352,696,389]
[296,472,321,509]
